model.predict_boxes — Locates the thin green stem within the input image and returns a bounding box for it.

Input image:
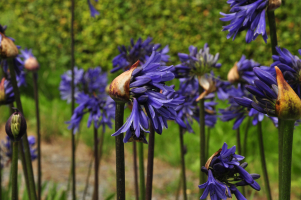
[257,122,272,200]
[70,0,76,196]
[133,142,139,200]
[115,102,125,200]
[82,158,93,200]
[236,128,241,155]
[267,11,278,55]
[198,86,206,196]
[243,117,251,156]
[278,119,284,198]
[179,126,187,200]
[279,120,295,200]
[145,126,155,200]
[138,142,145,200]
[33,72,41,200]
[93,127,99,200]
[8,60,37,200]
[11,141,19,200]
[205,127,210,160]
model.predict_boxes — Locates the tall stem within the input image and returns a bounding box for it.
[82,158,93,200]
[133,142,139,200]
[32,72,41,200]
[8,60,37,200]
[205,127,210,159]
[115,102,125,200]
[138,142,145,200]
[278,119,284,198]
[70,0,76,198]
[243,117,251,156]
[93,127,99,200]
[257,122,272,200]
[179,126,187,200]
[267,11,278,55]
[11,141,19,200]
[236,128,241,155]
[279,120,295,200]
[146,126,155,200]
[198,86,206,196]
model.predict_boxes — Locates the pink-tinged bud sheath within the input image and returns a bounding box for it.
[24,57,39,71]
[275,66,301,120]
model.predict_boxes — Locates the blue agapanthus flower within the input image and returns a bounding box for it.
[220,0,269,43]
[271,46,301,98]
[2,136,37,161]
[111,50,185,143]
[111,37,169,73]
[59,67,85,103]
[62,67,115,133]
[199,142,261,200]
[228,55,260,84]
[87,0,99,17]
[0,77,14,105]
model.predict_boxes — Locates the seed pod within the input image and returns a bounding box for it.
[24,56,39,71]
[275,66,301,120]
[268,0,281,11]
[5,110,27,141]
[109,61,139,103]
[0,33,18,58]
[227,62,240,83]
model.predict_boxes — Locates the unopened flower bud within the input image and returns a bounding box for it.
[5,110,27,141]
[227,62,240,83]
[109,61,139,103]
[24,56,39,71]
[275,66,301,120]
[268,0,281,11]
[0,33,18,58]
[196,75,217,101]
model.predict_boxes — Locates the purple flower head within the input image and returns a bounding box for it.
[0,78,15,105]
[174,44,221,78]
[220,0,269,43]
[87,0,100,18]
[111,37,169,73]
[271,46,301,98]
[228,55,260,84]
[2,136,37,162]
[17,48,40,71]
[2,57,27,87]
[59,67,85,103]
[111,50,185,143]
[199,143,261,199]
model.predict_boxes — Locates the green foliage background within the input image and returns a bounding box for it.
[1,0,301,198]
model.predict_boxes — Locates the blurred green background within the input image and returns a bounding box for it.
[1,0,301,199]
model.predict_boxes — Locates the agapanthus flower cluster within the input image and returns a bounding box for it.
[227,55,260,84]
[87,0,99,17]
[199,143,260,200]
[2,135,37,162]
[234,66,301,121]
[60,67,115,133]
[111,37,169,73]
[110,50,185,143]
[271,46,301,98]
[220,0,270,43]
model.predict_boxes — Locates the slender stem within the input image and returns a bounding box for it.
[179,126,187,200]
[236,128,241,155]
[267,11,278,55]
[145,126,155,200]
[198,86,206,196]
[8,60,37,200]
[82,158,93,200]
[70,0,76,197]
[278,119,284,198]
[243,117,251,156]
[11,141,19,200]
[93,127,99,200]
[205,127,210,159]
[279,120,295,200]
[115,102,125,200]
[175,171,182,200]
[133,142,139,200]
[257,122,272,200]
[0,147,1,199]
[32,72,41,200]
[138,142,145,200]
[92,129,105,200]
